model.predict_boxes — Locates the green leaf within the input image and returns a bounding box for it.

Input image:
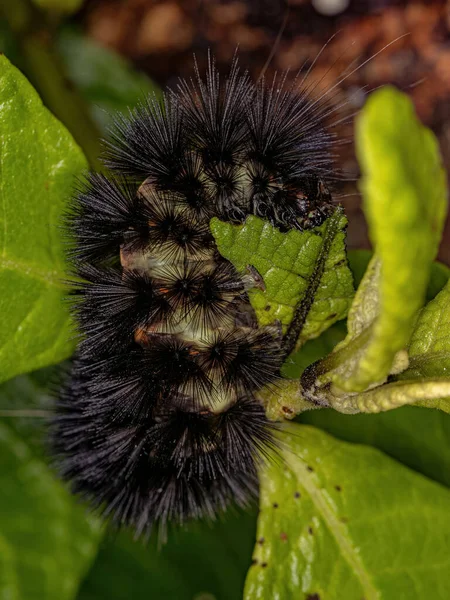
[31,0,83,14]
[211,208,354,348]
[0,55,86,384]
[78,511,257,600]
[0,366,57,457]
[392,275,450,412]
[245,424,450,600]
[403,277,450,379]
[0,422,102,599]
[359,86,447,367]
[301,88,447,404]
[301,406,450,488]
[57,29,160,133]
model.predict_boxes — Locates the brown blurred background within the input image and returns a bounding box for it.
[77,0,450,262]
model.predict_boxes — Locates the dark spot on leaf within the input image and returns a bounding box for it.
[306,465,314,472]
[306,594,320,600]
[327,312,338,319]
[273,503,279,508]
[257,537,265,545]
[261,562,268,568]
[308,526,313,535]
[280,532,288,542]
[251,558,258,566]
[335,485,342,492]
[341,517,348,524]
[334,258,346,267]
[264,305,271,311]
[282,405,294,415]
[294,491,301,498]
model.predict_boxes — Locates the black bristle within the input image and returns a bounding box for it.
[104,93,184,185]
[141,188,215,261]
[53,365,276,536]
[148,260,245,334]
[70,264,170,357]
[67,174,148,264]
[220,329,283,392]
[177,56,252,166]
[138,335,213,409]
[246,75,334,181]
[52,55,338,536]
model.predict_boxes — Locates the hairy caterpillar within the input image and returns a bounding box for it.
[51,57,339,537]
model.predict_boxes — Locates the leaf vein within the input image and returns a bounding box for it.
[0,255,65,287]
[285,444,380,600]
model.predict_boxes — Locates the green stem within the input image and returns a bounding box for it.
[0,0,102,169]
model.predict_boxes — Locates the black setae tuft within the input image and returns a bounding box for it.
[52,56,337,537]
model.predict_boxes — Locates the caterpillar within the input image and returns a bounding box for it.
[51,57,338,537]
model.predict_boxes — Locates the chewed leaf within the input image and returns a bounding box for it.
[0,422,102,599]
[244,424,450,600]
[210,208,353,349]
[301,88,447,404]
[0,56,86,384]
